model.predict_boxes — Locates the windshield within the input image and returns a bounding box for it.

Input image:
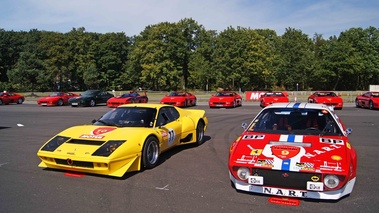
[248,108,342,136]
[94,107,157,127]
[50,92,62,97]
[215,92,234,96]
[82,90,98,96]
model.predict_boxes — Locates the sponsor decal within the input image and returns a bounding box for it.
[271,145,300,160]
[320,161,342,171]
[250,149,262,156]
[346,142,351,149]
[91,127,117,135]
[80,127,116,139]
[261,187,307,198]
[311,176,320,182]
[255,159,274,167]
[331,155,342,161]
[243,135,265,140]
[236,155,257,164]
[79,134,104,139]
[167,128,175,146]
[320,138,344,145]
[303,144,342,159]
[295,162,315,171]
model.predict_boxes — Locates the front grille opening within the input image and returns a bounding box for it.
[66,139,105,146]
[253,169,321,190]
[55,159,94,168]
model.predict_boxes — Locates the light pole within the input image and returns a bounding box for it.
[295,83,299,102]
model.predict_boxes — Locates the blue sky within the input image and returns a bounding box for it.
[1,0,378,38]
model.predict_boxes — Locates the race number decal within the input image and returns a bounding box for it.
[167,129,176,146]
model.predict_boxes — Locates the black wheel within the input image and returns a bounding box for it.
[142,137,160,169]
[355,99,360,108]
[369,101,374,110]
[0,99,2,105]
[89,99,96,107]
[57,99,64,106]
[17,98,23,104]
[195,121,205,145]
[193,99,197,106]
[233,100,236,108]
[184,100,187,108]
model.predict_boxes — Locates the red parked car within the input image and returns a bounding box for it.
[107,91,148,108]
[37,92,78,106]
[0,91,24,105]
[355,91,379,110]
[308,91,343,110]
[208,91,242,108]
[228,103,356,200]
[160,91,197,107]
[259,92,289,108]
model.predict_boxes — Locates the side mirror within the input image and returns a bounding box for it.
[241,122,247,130]
[91,119,97,124]
[346,128,352,135]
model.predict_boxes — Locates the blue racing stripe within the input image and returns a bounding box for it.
[282,134,295,170]
[287,135,295,142]
[293,103,301,108]
[282,159,290,171]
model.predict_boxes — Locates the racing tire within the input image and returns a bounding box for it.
[17,98,23,104]
[142,136,160,169]
[184,100,187,108]
[355,99,360,108]
[369,101,374,110]
[89,99,96,107]
[233,100,236,108]
[193,99,197,106]
[195,121,205,145]
[57,99,64,106]
[0,99,2,105]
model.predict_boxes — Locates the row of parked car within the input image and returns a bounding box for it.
[1,90,379,110]
[259,91,379,110]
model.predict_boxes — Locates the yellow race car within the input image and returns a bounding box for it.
[37,103,208,177]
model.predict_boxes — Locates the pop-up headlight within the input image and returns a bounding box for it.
[92,140,126,157]
[41,136,70,152]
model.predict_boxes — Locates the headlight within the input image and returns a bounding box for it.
[237,167,250,180]
[41,136,70,152]
[324,175,340,189]
[92,140,126,157]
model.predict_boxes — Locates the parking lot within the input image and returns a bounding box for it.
[0,103,378,213]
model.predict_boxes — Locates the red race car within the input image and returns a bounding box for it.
[228,103,356,200]
[355,91,379,110]
[160,91,197,107]
[259,92,289,108]
[0,91,24,105]
[208,91,242,108]
[308,91,343,110]
[37,92,78,106]
[107,91,148,108]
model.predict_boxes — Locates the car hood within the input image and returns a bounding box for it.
[47,125,157,155]
[230,132,350,174]
[161,96,186,101]
[262,97,289,102]
[209,96,234,101]
[38,96,59,101]
[314,97,342,102]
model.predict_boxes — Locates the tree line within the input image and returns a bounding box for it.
[1,18,378,93]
